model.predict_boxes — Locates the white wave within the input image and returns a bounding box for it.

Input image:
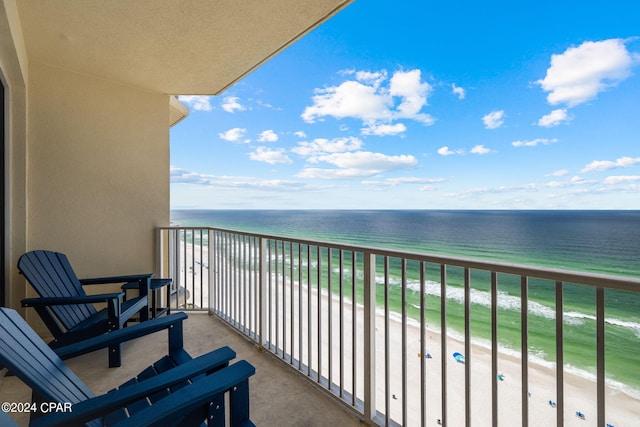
[402,278,640,337]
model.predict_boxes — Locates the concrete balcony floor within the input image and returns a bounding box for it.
[1,312,362,427]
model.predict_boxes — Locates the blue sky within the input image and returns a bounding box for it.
[171,0,640,210]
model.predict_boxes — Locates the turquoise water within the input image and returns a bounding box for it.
[171,209,640,397]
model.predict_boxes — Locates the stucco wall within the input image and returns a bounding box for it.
[27,63,169,278]
[1,0,28,311]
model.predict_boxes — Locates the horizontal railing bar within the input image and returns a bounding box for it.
[159,226,640,292]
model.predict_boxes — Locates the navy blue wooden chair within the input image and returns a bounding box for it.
[0,308,256,427]
[18,250,152,367]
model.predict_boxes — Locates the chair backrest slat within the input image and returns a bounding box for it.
[18,250,97,330]
[0,308,94,404]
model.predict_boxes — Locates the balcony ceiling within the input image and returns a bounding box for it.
[16,0,352,95]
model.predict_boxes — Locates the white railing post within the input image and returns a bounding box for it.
[208,229,214,313]
[258,237,268,350]
[363,252,376,424]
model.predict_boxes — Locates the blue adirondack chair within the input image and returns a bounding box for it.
[18,250,152,367]
[0,308,256,427]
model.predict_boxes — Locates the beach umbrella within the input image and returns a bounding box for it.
[452,352,465,364]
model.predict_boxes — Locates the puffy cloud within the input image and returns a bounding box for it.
[292,137,363,158]
[248,146,292,164]
[361,123,407,136]
[437,146,464,156]
[294,131,307,138]
[482,110,505,129]
[221,96,246,113]
[318,151,416,170]
[301,79,392,123]
[470,144,491,155]
[538,109,572,127]
[512,138,557,147]
[354,70,387,87]
[301,69,434,134]
[218,127,247,142]
[297,151,417,179]
[581,156,640,173]
[389,69,434,123]
[451,83,466,99]
[537,39,638,107]
[258,130,278,142]
[178,95,212,111]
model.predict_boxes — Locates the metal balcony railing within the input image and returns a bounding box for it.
[157,226,640,427]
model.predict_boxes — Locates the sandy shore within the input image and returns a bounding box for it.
[183,242,639,426]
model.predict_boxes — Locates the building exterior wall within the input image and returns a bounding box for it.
[1,0,28,312]
[3,2,172,325]
[27,63,170,279]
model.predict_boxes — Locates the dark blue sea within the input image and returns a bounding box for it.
[171,209,640,397]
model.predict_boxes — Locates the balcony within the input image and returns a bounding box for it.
[2,226,639,426]
[156,227,640,427]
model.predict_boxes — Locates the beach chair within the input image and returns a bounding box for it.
[18,250,151,367]
[0,308,256,427]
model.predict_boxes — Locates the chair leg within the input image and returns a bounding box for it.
[229,379,251,427]
[109,344,122,368]
[208,393,226,427]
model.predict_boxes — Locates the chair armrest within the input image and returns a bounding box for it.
[54,312,188,360]
[80,273,153,285]
[31,347,240,427]
[111,361,256,427]
[21,293,124,307]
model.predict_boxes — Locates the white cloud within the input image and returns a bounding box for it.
[389,69,434,123]
[248,146,292,164]
[297,151,417,179]
[221,96,246,113]
[301,80,391,123]
[452,83,466,99]
[318,151,417,170]
[178,95,212,111]
[482,110,505,129]
[547,169,569,177]
[437,146,464,156]
[301,69,434,134]
[538,109,572,127]
[292,137,363,158]
[361,123,407,136]
[581,156,640,173]
[537,39,638,107]
[470,144,491,155]
[170,166,211,184]
[354,70,387,87]
[294,131,307,138]
[258,130,278,142]
[362,177,445,186]
[218,127,247,142]
[171,167,320,192]
[297,168,376,179]
[603,175,640,185]
[512,138,557,147]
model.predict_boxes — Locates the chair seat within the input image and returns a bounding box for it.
[69,297,147,335]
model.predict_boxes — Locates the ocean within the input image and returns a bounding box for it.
[171,209,640,398]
